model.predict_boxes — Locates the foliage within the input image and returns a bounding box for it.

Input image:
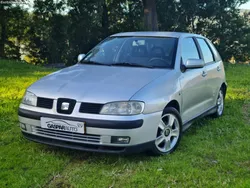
[0,0,249,64]
[0,2,29,59]
[0,59,250,187]
[157,0,250,61]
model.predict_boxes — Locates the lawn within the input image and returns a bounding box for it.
[0,59,250,188]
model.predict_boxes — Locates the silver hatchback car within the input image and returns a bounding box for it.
[18,32,227,155]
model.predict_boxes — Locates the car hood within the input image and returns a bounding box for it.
[29,64,169,103]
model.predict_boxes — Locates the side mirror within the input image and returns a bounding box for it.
[184,59,205,69]
[77,54,86,62]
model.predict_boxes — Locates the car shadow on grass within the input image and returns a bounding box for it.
[41,144,152,163]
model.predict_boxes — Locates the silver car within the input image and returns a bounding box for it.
[18,32,227,155]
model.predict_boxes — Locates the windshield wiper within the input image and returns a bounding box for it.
[80,60,111,66]
[111,62,154,68]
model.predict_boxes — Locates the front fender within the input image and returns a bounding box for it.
[130,71,182,114]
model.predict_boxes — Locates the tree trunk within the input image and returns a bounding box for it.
[142,0,158,31]
[102,0,109,37]
[0,7,6,58]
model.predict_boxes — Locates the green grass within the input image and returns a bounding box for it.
[0,59,250,188]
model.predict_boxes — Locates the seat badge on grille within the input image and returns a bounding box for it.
[61,102,70,110]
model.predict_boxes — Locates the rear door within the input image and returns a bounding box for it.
[195,38,222,109]
[179,37,209,123]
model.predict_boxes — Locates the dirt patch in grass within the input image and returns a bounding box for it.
[242,100,250,125]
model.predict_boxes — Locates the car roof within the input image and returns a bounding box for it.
[111,31,204,39]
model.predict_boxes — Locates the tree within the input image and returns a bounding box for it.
[102,0,109,37]
[157,0,183,31]
[25,0,68,64]
[107,0,143,33]
[190,0,250,61]
[66,0,103,64]
[0,1,29,59]
[0,1,14,58]
[0,0,249,64]
[0,4,7,58]
[158,0,250,62]
[142,0,158,31]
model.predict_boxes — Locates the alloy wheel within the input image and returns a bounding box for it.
[217,90,224,116]
[155,113,180,153]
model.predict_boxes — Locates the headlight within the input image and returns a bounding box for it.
[22,91,37,106]
[100,101,144,115]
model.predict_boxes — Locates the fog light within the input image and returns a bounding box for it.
[111,136,130,144]
[20,123,26,130]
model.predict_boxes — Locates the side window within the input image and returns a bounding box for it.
[197,38,214,63]
[182,38,200,64]
[207,40,222,61]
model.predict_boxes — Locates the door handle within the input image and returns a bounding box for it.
[202,71,207,77]
[217,66,221,71]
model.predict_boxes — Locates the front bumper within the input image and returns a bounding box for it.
[22,132,154,154]
[18,107,162,153]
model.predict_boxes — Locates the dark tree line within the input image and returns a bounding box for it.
[0,0,249,65]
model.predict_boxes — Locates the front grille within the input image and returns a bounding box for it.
[37,97,53,109]
[31,126,101,143]
[79,102,103,114]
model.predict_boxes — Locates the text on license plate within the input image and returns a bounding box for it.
[41,117,85,134]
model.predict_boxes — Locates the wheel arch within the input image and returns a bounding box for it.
[164,100,180,113]
[221,82,227,98]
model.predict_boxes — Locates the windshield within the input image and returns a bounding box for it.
[81,37,178,68]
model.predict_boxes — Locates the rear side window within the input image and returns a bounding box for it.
[182,38,200,64]
[207,40,222,61]
[197,38,214,63]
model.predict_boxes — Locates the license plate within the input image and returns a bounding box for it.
[41,117,85,134]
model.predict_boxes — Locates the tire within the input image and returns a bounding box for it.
[149,107,182,156]
[211,88,224,118]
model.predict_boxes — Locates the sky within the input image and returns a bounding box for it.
[240,1,250,9]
